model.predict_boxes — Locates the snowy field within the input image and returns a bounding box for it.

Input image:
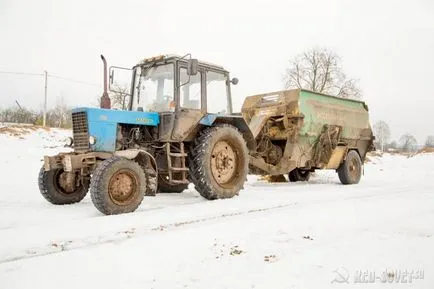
[0,126,433,289]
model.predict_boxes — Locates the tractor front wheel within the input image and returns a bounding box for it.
[189,125,248,200]
[38,167,89,205]
[90,157,146,215]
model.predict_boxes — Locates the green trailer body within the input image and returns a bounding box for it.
[299,90,370,141]
[241,89,374,181]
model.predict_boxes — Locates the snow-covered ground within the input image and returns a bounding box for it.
[0,126,433,289]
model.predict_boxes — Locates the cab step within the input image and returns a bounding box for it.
[166,143,189,184]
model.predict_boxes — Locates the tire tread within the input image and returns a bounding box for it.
[189,124,248,200]
[38,167,88,205]
[90,157,146,215]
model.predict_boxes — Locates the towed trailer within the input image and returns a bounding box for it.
[39,55,374,215]
[243,89,374,183]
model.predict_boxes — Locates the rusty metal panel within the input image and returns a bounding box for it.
[171,109,204,141]
[299,90,370,141]
[325,146,347,169]
[44,152,111,172]
[241,89,301,139]
[242,88,374,174]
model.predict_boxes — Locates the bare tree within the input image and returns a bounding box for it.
[425,135,434,148]
[387,141,398,150]
[0,104,72,128]
[46,104,72,128]
[283,47,361,99]
[399,134,418,152]
[109,84,130,110]
[0,107,39,124]
[373,120,391,151]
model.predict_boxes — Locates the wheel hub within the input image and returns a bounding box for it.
[56,171,77,194]
[349,159,360,179]
[211,140,237,185]
[108,169,138,205]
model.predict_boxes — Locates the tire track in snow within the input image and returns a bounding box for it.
[0,182,419,265]
[0,202,297,264]
[0,193,205,231]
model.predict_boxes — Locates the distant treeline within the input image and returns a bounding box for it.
[0,105,72,128]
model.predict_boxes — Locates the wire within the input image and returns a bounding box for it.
[48,74,100,86]
[0,70,99,86]
[0,71,43,76]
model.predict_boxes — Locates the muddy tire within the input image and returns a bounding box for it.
[288,169,310,182]
[90,157,146,215]
[189,124,248,200]
[38,167,89,205]
[158,174,188,193]
[338,150,362,184]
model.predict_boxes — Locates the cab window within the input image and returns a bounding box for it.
[132,64,175,112]
[179,68,201,110]
[206,71,227,114]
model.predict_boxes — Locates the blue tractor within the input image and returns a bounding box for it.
[39,55,255,215]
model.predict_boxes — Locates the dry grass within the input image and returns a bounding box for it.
[365,150,383,163]
[416,147,434,154]
[0,124,50,137]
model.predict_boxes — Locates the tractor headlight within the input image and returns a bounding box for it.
[89,136,97,145]
[65,137,74,147]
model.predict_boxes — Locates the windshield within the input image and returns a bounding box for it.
[132,63,174,112]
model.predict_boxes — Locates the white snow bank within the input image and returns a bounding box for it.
[0,128,433,289]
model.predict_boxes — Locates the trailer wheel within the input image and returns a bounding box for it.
[288,169,311,182]
[158,174,188,193]
[38,167,89,205]
[90,157,146,215]
[190,124,248,200]
[337,150,362,184]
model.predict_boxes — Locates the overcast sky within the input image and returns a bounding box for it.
[1,0,433,143]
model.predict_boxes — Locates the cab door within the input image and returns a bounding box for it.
[171,63,206,141]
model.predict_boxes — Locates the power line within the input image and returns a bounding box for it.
[0,70,100,87]
[48,74,100,87]
[1,69,101,127]
[0,70,43,77]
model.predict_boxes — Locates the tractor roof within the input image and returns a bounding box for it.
[138,54,227,73]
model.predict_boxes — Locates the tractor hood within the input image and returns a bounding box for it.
[72,107,160,126]
[71,107,160,152]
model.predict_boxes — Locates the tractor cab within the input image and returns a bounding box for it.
[39,54,252,215]
[110,54,239,141]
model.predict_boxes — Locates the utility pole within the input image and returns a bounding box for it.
[381,133,384,152]
[43,70,48,127]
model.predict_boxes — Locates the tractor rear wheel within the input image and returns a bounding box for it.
[90,157,146,215]
[158,174,188,193]
[38,167,89,205]
[337,150,362,184]
[189,125,248,200]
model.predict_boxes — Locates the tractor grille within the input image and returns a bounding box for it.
[72,111,89,152]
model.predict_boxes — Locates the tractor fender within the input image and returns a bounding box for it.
[199,114,256,151]
[114,149,158,196]
[115,149,157,171]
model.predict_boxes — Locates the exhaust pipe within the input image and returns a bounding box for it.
[100,55,111,109]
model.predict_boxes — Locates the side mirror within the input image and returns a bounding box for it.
[108,66,133,95]
[231,77,239,85]
[109,68,114,84]
[187,59,198,76]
